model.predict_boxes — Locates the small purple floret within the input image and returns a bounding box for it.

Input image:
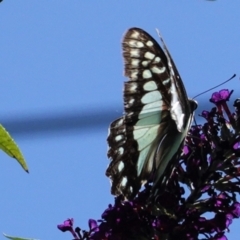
[57,218,79,239]
[57,218,74,232]
[210,89,232,103]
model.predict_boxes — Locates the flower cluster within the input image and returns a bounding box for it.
[58,89,240,240]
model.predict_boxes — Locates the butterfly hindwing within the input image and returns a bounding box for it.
[106,28,197,199]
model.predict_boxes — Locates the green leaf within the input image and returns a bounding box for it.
[3,233,39,240]
[0,124,28,172]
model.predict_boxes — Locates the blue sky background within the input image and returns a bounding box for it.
[1,1,240,239]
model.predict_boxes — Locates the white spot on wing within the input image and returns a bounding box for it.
[146,41,153,47]
[144,52,155,60]
[143,81,158,91]
[130,49,140,57]
[126,100,134,109]
[120,177,127,187]
[163,78,170,85]
[118,147,124,155]
[129,40,144,48]
[151,66,166,74]
[153,57,161,63]
[143,70,152,79]
[118,161,124,172]
[128,83,137,92]
[141,91,161,104]
[130,70,138,80]
[115,118,123,127]
[142,60,149,67]
[130,30,140,38]
[131,59,140,67]
[115,135,123,142]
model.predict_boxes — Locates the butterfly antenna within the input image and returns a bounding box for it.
[156,28,171,62]
[156,29,166,47]
[193,74,236,99]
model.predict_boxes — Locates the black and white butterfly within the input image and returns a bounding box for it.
[106,28,197,200]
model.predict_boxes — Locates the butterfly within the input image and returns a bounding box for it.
[106,28,197,200]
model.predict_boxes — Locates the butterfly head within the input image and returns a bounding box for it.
[189,99,198,112]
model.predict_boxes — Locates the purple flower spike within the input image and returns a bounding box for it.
[58,88,240,239]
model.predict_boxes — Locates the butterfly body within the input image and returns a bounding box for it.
[106,28,197,199]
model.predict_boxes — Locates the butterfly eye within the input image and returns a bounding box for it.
[106,28,197,200]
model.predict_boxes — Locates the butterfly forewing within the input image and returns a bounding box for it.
[123,29,172,118]
[106,28,196,199]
